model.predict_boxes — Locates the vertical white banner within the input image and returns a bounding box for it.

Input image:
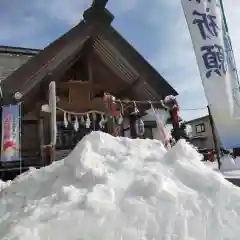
[181,0,240,148]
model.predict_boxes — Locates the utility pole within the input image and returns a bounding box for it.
[207,106,221,169]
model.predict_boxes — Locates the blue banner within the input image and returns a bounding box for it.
[1,104,20,162]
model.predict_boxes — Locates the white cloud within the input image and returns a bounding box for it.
[0,0,91,45]
[35,0,91,25]
[0,0,139,45]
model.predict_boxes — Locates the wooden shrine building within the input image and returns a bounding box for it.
[0,0,177,180]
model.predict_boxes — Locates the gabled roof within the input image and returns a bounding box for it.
[1,1,177,112]
[99,27,177,98]
[1,21,90,105]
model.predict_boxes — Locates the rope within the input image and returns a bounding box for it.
[56,104,207,116]
[56,106,106,116]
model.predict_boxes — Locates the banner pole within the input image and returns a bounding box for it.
[19,103,22,175]
[219,0,228,32]
[219,0,240,86]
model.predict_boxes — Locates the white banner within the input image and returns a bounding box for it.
[181,0,240,148]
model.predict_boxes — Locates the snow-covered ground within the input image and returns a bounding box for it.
[204,155,240,179]
[1,132,240,239]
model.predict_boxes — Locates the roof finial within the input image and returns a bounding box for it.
[83,0,113,25]
[91,0,108,9]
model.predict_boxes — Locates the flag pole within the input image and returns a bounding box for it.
[219,0,240,85]
[219,0,240,157]
[219,0,228,32]
[207,106,221,169]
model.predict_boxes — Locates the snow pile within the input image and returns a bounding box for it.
[1,132,240,239]
[220,156,240,178]
[204,157,240,179]
[221,155,240,171]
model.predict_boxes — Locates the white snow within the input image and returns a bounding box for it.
[204,156,240,178]
[1,131,240,239]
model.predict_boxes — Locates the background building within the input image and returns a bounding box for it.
[186,115,221,150]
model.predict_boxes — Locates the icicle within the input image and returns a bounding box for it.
[81,115,85,124]
[63,112,68,128]
[86,113,91,128]
[74,116,79,132]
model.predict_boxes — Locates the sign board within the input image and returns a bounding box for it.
[1,104,20,162]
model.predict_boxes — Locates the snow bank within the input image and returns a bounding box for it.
[1,132,240,239]
[221,155,240,171]
[203,156,240,178]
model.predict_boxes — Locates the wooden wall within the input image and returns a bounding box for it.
[21,120,42,166]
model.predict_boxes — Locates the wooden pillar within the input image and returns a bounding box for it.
[129,114,137,139]
[38,117,44,165]
[50,145,56,164]
[42,114,51,165]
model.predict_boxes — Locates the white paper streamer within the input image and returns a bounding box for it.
[118,114,123,125]
[63,112,68,128]
[74,116,79,132]
[99,114,105,129]
[81,116,85,124]
[86,113,91,129]
[67,113,71,123]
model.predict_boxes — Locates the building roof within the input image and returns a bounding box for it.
[0,1,177,113]
[0,45,39,56]
[0,46,39,83]
[186,115,209,124]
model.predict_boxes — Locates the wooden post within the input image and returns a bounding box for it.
[207,106,221,169]
[38,117,45,166]
[129,114,137,139]
[106,96,115,135]
[50,146,56,164]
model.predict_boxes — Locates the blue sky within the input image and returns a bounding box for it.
[0,0,239,121]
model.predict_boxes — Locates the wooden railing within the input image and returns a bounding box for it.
[56,128,91,150]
